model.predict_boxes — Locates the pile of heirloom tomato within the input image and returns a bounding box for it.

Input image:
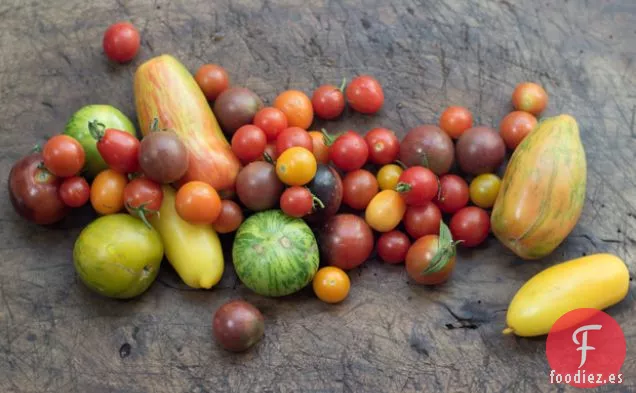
[8,22,550,352]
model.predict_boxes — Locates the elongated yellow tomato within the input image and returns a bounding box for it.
[365,190,406,232]
[503,254,629,337]
[491,114,586,259]
[149,185,224,289]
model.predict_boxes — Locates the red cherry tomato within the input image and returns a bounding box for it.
[345,75,384,114]
[232,125,267,163]
[89,121,140,174]
[253,107,288,141]
[449,206,490,247]
[396,166,438,206]
[123,177,163,225]
[59,176,90,208]
[434,174,469,214]
[439,106,473,139]
[311,81,346,120]
[194,64,230,101]
[364,128,399,165]
[280,186,315,218]
[376,230,411,264]
[102,22,140,63]
[328,131,369,172]
[499,111,537,150]
[404,202,442,239]
[42,135,86,178]
[276,127,313,156]
[342,169,379,210]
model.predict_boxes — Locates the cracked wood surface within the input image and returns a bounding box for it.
[1,0,635,392]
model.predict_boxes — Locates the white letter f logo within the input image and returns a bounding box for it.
[572,324,603,368]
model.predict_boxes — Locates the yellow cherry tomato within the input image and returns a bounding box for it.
[469,173,502,209]
[90,169,128,215]
[376,164,403,191]
[365,189,407,232]
[276,146,317,186]
[312,266,351,304]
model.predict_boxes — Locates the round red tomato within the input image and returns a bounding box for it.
[439,106,473,139]
[404,202,442,239]
[405,232,456,285]
[102,22,140,63]
[364,128,399,165]
[499,111,537,150]
[42,135,86,178]
[449,206,490,247]
[328,131,369,172]
[280,186,315,218]
[276,127,313,156]
[345,75,384,114]
[59,176,90,208]
[376,230,411,264]
[195,64,230,101]
[232,125,267,162]
[342,169,378,210]
[253,107,288,141]
[312,81,345,120]
[396,166,438,206]
[434,174,469,214]
[123,177,163,222]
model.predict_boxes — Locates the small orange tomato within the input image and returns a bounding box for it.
[365,189,406,232]
[511,82,548,115]
[439,106,473,139]
[90,169,128,215]
[275,146,317,186]
[312,266,351,304]
[309,131,329,164]
[273,90,314,130]
[175,181,222,224]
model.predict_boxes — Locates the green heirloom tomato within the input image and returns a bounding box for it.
[64,105,136,178]
[73,214,163,299]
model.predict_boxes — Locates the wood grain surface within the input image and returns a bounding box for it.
[1,0,635,392]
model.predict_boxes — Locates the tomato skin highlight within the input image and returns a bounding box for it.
[364,128,400,165]
[329,131,369,172]
[59,176,90,208]
[376,230,411,264]
[345,75,384,114]
[103,22,140,63]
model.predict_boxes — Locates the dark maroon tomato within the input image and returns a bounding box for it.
[376,230,411,264]
[59,176,90,208]
[455,127,506,175]
[399,125,455,175]
[213,300,264,353]
[280,186,314,218]
[213,87,264,135]
[319,214,374,270]
[342,169,378,210]
[89,121,140,174]
[396,166,438,206]
[9,153,70,225]
[328,131,369,172]
[434,174,469,214]
[305,164,343,224]
[138,131,189,184]
[364,127,400,165]
[449,206,490,247]
[312,83,345,120]
[276,127,313,156]
[236,161,284,212]
[404,202,442,239]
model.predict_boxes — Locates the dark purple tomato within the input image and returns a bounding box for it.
[319,214,374,270]
[455,127,506,175]
[305,164,343,224]
[213,87,264,135]
[236,161,284,211]
[8,153,70,225]
[213,299,264,352]
[138,131,189,184]
[399,125,455,175]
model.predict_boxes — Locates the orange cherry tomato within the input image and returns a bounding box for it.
[511,82,548,115]
[175,181,222,224]
[273,90,314,130]
[312,266,351,304]
[309,131,329,164]
[90,169,128,215]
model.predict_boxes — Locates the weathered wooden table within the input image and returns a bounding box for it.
[1,1,635,392]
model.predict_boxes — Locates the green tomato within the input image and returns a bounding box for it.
[73,214,163,299]
[64,105,136,178]
[469,173,502,209]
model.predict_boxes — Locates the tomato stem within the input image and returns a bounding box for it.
[320,128,337,146]
[125,202,158,229]
[311,193,325,210]
[32,144,42,153]
[395,182,411,193]
[394,160,407,170]
[263,152,275,165]
[127,172,143,181]
[502,327,514,335]
[150,118,160,132]
[421,221,457,275]
[338,77,347,92]
[88,120,106,141]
